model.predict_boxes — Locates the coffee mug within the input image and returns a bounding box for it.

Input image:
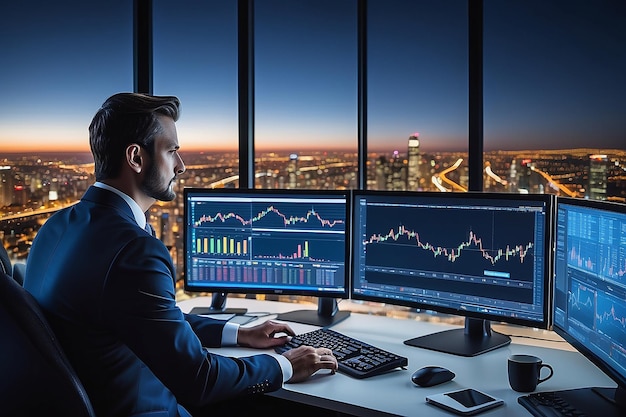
[508,354,554,392]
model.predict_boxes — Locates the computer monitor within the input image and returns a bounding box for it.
[351,191,554,356]
[183,187,351,327]
[552,197,626,411]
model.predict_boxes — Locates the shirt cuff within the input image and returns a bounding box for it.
[221,322,239,346]
[221,322,293,382]
[271,353,294,383]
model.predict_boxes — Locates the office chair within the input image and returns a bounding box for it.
[12,261,26,286]
[0,270,97,416]
[0,243,11,277]
[1,243,25,286]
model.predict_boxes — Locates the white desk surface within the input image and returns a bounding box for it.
[178,297,617,417]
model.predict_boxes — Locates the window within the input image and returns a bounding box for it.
[483,0,626,201]
[153,0,239,188]
[254,0,358,190]
[0,1,132,154]
[367,0,469,191]
[0,0,132,264]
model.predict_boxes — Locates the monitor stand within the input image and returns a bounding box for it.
[403,317,511,357]
[276,297,350,328]
[205,292,248,315]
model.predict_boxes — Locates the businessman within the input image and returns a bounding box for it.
[24,93,337,417]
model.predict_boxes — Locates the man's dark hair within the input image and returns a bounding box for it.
[89,93,180,181]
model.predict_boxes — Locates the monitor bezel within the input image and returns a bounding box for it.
[350,190,555,331]
[182,187,351,299]
[552,196,626,391]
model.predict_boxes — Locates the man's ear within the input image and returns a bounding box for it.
[127,144,143,173]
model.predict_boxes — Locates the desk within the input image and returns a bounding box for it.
[178,297,616,417]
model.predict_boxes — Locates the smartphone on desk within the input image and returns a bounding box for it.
[426,388,503,416]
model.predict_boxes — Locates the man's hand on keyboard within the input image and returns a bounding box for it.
[275,328,409,379]
[236,320,296,349]
[282,346,338,383]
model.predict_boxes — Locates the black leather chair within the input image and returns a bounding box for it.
[1,243,25,286]
[0,243,11,277]
[0,270,96,416]
[12,261,25,286]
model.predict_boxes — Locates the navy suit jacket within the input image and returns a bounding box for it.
[24,186,283,417]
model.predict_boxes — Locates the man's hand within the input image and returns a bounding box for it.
[282,346,338,383]
[237,320,296,349]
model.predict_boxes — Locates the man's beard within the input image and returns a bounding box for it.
[141,159,176,202]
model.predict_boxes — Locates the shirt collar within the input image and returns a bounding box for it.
[93,182,147,229]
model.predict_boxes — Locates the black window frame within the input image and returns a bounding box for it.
[134,0,484,191]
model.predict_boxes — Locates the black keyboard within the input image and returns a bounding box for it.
[274,328,408,379]
[518,391,587,417]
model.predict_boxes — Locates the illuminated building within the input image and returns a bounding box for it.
[588,154,608,200]
[407,133,420,190]
[374,156,388,190]
[390,151,407,190]
[0,166,13,206]
[509,159,518,193]
[288,153,298,189]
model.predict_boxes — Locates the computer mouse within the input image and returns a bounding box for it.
[411,366,455,387]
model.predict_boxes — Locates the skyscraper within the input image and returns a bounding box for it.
[374,156,388,190]
[391,151,407,190]
[407,133,420,190]
[0,166,13,207]
[288,153,298,189]
[509,159,518,193]
[588,154,608,200]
